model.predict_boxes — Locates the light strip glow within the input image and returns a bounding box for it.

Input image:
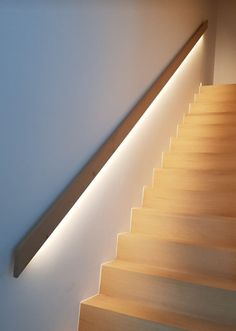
[28,35,204,271]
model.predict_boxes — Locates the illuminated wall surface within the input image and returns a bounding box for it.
[30,35,205,265]
[0,1,216,331]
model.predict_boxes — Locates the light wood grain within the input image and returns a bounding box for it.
[170,136,236,153]
[131,208,236,246]
[100,260,236,324]
[80,294,235,331]
[200,83,236,93]
[79,84,236,329]
[163,151,236,170]
[195,93,236,103]
[177,123,236,138]
[189,102,236,113]
[183,113,236,125]
[117,233,236,277]
[153,168,236,190]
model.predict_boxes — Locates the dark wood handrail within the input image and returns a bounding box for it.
[13,20,208,277]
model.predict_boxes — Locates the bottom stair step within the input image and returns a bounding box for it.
[100,260,236,325]
[79,294,235,331]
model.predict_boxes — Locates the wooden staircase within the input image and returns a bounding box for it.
[79,84,236,331]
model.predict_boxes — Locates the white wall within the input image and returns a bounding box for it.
[214,0,236,84]
[0,1,216,331]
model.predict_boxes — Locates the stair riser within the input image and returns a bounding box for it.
[143,189,236,217]
[80,304,187,331]
[153,170,236,191]
[200,85,236,94]
[195,94,236,103]
[163,155,236,171]
[117,235,236,277]
[131,209,236,246]
[183,116,236,126]
[189,104,236,114]
[144,187,236,202]
[79,304,169,331]
[170,141,236,153]
[101,267,236,325]
[177,125,236,138]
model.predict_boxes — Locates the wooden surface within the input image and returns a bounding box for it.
[13,21,208,277]
[79,84,236,330]
[189,102,236,113]
[131,208,236,247]
[80,294,235,331]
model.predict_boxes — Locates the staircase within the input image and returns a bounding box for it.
[79,84,236,331]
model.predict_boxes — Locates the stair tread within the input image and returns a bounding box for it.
[104,260,236,291]
[82,294,235,331]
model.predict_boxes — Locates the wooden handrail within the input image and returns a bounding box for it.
[13,20,208,277]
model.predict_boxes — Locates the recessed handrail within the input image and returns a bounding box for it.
[13,20,208,277]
